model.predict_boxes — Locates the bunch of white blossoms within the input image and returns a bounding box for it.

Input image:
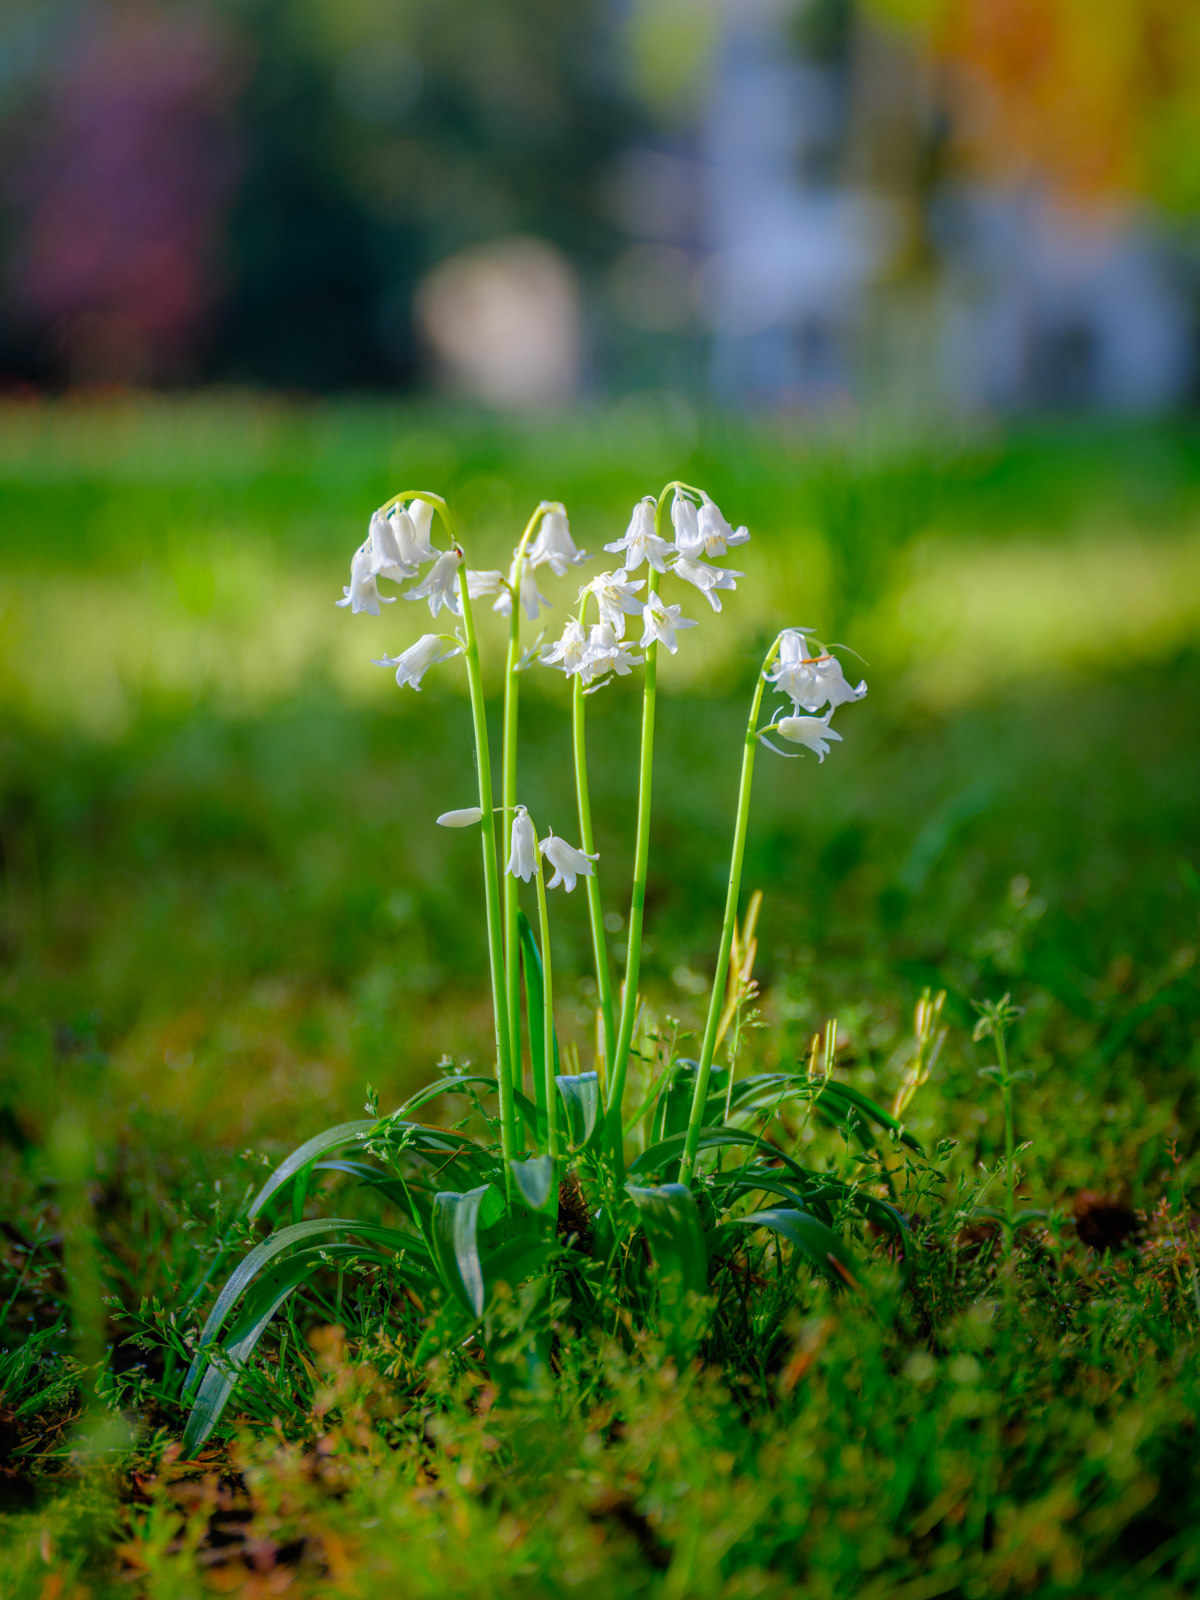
[759,627,868,762]
[337,497,590,690]
[541,489,748,690]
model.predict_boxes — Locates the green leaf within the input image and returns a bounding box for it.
[510,1155,556,1213]
[556,1072,600,1151]
[398,1076,498,1117]
[629,1126,815,1187]
[182,1243,386,1455]
[184,1218,432,1395]
[717,1207,862,1289]
[626,1182,709,1336]
[728,1074,923,1155]
[518,911,558,1116]
[651,1059,729,1143]
[484,1236,561,1301]
[432,1185,504,1316]
[247,1120,376,1220]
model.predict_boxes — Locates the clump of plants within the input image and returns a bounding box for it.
[180,482,908,1452]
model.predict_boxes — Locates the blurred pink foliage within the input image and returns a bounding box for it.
[8,1,244,383]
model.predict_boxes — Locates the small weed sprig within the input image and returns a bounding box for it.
[178,479,894,1451]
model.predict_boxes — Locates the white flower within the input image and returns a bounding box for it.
[368,509,417,584]
[673,556,743,612]
[337,539,396,615]
[670,493,700,555]
[694,492,749,558]
[640,593,697,654]
[580,621,642,683]
[542,616,588,675]
[466,569,504,598]
[506,806,538,881]
[436,806,483,827]
[529,503,587,576]
[764,713,843,763]
[768,631,866,713]
[583,569,645,638]
[404,549,463,618]
[407,497,440,562]
[493,562,551,620]
[605,497,673,573]
[539,831,598,893]
[373,632,461,690]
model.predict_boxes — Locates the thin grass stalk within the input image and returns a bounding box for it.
[502,506,549,1101]
[679,633,783,1187]
[573,666,617,1080]
[995,1023,1015,1256]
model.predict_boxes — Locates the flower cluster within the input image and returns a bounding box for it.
[505,805,597,893]
[541,489,745,689]
[759,627,868,762]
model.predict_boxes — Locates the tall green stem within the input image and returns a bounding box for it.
[606,579,657,1143]
[573,661,617,1079]
[679,634,782,1187]
[389,494,514,1179]
[533,851,561,1165]
[502,507,548,1104]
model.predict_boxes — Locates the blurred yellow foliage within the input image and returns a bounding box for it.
[867,0,1200,210]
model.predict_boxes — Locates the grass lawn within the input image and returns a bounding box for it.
[1,397,1199,1597]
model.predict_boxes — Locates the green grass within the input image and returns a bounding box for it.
[1,398,1199,1597]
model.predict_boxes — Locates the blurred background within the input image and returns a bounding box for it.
[0,0,1197,1182]
[2,0,1200,410]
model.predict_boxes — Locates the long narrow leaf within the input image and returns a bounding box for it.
[510,1155,556,1213]
[626,1183,709,1310]
[184,1219,432,1393]
[518,910,558,1115]
[247,1121,376,1220]
[556,1072,600,1151]
[629,1126,816,1187]
[181,1243,387,1455]
[432,1186,504,1316]
[716,1207,862,1288]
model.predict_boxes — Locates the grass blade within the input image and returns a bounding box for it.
[247,1121,376,1221]
[432,1185,504,1316]
[626,1182,709,1341]
[717,1207,862,1289]
[555,1072,600,1151]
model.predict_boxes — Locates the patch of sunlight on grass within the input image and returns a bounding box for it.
[888,523,1200,707]
[2,510,1196,733]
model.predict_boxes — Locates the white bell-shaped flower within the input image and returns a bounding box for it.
[466,569,504,598]
[640,592,697,654]
[580,621,643,683]
[670,493,701,556]
[539,830,599,893]
[373,632,461,690]
[529,503,587,576]
[542,616,588,675]
[765,713,843,763]
[436,806,483,827]
[404,549,463,618]
[368,509,417,584]
[695,492,749,559]
[493,562,551,620]
[407,498,439,562]
[583,570,645,638]
[506,806,538,882]
[337,539,396,615]
[605,497,673,573]
[673,556,743,612]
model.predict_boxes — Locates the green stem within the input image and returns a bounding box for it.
[404,494,512,1177]
[502,507,549,1105]
[679,633,783,1188]
[606,482,699,1176]
[606,580,657,1159]
[533,849,561,1165]
[573,657,617,1079]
